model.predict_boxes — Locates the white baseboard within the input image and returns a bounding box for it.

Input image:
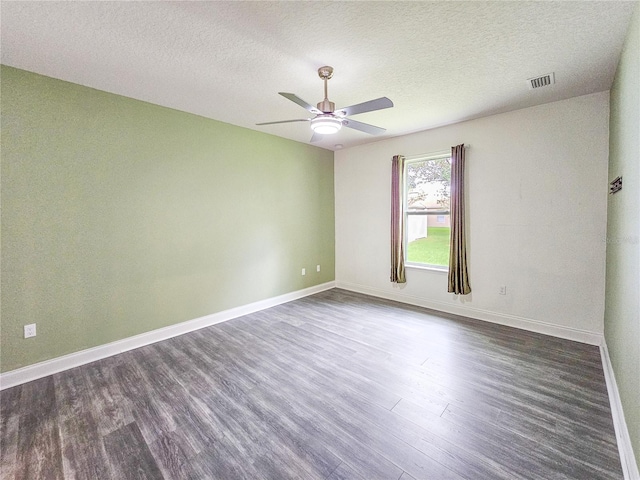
[600,341,640,480]
[335,281,603,345]
[0,281,336,391]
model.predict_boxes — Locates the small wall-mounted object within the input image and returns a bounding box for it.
[609,176,623,195]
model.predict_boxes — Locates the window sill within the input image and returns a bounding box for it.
[406,263,448,273]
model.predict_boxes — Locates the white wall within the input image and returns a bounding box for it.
[605,2,640,472]
[335,92,610,343]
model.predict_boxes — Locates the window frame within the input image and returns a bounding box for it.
[403,151,452,272]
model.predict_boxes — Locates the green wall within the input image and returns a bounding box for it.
[605,3,640,472]
[1,66,335,372]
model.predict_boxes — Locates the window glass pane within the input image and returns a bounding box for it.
[406,157,451,267]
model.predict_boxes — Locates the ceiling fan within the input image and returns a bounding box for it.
[257,66,393,142]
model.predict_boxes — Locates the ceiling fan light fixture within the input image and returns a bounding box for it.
[310,115,342,135]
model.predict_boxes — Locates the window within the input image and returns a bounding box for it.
[404,153,451,269]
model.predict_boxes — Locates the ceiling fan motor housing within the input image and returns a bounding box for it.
[317,99,335,113]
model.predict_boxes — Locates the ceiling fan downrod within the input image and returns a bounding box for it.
[317,66,335,114]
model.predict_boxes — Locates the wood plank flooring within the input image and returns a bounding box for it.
[0,288,623,479]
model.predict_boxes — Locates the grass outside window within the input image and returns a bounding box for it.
[407,226,450,267]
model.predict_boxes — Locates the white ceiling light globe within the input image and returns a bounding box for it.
[310,115,342,135]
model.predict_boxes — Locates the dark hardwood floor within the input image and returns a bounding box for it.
[0,289,623,479]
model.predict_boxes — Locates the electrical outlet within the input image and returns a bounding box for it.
[301,268,306,276]
[24,324,37,338]
[316,265,321,272]
[499,285,507,295]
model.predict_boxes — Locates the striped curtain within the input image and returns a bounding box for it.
[448,144,471,294]
[390,155,406,283]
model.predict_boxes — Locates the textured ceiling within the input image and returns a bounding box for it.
[1,1,636,151]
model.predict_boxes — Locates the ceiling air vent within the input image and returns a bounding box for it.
[527,72,555,90]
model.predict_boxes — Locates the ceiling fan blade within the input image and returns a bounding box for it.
[279,93,322,114]
[342,118,386,135]
[310,131,323,143]
[256,119,310,126]
[335,97,393,117]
